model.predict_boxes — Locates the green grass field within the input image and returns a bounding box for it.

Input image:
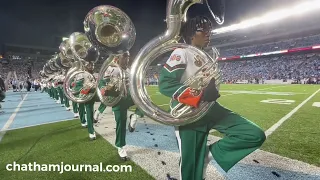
[0,84,319,179]
[0,120,153,180]
[143,84,320,166]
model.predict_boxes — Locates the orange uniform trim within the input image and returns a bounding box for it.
[175,87,203,108]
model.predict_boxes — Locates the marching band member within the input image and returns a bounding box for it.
[99,52,143,160]
[33,79,40,91]
[12,79,17,92]
[0,75,5,110]
[158,16,266,180]
[56,71,71,111]
[41,79,47,93]
[69,46,98,140]
[93,102,106,123]
[53,79,60,103]
[18,79,24,91]
[73,74,89,129]
[79,61,97,140]
[62,89,71,111]
[57,73,65,106]
[48,79,54,98]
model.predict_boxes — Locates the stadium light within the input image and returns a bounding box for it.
[212,0,320,35]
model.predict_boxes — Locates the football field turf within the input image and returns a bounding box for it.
[144,84,320,166]
[0,84,319,179]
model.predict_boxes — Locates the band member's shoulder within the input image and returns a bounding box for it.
[164,48,188,70]
[166,48,187,64]
[170,48,187,56]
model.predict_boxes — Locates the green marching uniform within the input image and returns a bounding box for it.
[94,91,144,122]
[96,76,107,116]
[94,100,107,122]
[73,77,87,127]
[57,75,72,111]
[57,78,65,106]
[99,66,143,159]
[74,74,96,139]
[112,93,134,148]
[49,80,54,98]
[158,48,266,180]
[63,91,70,110]
[53,80,59,102]
[94,77,144,121]
[94,77,113,121]
[97,103,106,114]
[48,82,52,97]
[41,81,47,93]
[72,100,79,117]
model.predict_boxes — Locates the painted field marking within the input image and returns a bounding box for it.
[312,102,320,107]
[265,88,320,137]
[0,93,28,142]
[261,99,295,105]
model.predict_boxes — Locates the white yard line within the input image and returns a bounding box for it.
[0,93,28,142]
[265,88,320,137]
[220,85,288,97]
[221,93,237,97]
[255,85,287,91]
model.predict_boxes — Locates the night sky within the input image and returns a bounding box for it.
[0,0,303,55]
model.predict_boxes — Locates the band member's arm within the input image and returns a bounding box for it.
[99,67,119,96]
[98,66,114,90]
[80,74,96,95]
[98,78,111,96]
[98,79,107,89]
[159,49,202,108]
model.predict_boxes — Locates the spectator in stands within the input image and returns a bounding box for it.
[0,75,5,111]
[34,79,40,91]
[26,79,32,91]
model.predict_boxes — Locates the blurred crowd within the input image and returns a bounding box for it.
[1,33,320,87]
[218,34,320,57]
[218,53,320,83]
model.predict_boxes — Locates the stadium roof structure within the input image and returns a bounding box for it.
[210,0,320,48]
[3,43,58,52]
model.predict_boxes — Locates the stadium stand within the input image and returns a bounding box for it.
[1,27,320,87]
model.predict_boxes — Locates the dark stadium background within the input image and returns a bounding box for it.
[0,0,303,56]
[0,0,318,84]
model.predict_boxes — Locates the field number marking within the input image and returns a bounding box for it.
[312,102,320,107]
[261,99,295,105]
